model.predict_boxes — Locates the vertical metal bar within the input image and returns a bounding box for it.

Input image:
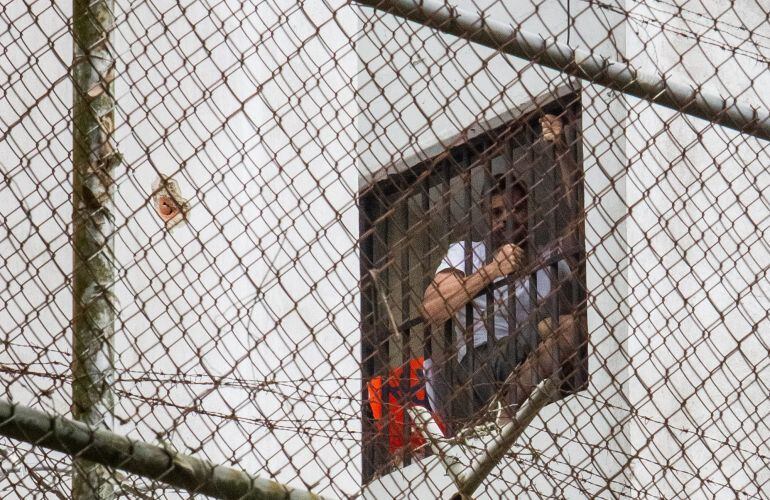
[463,152,475,396]
[400,198,414,336]
[567,109,585,309]
[563,111,578,310]
[370,186,391,476]
[419,179,437,441]
[548,138,560,328]
[442,160,455,432]
[546,126,562,382]
[571,107,589,389]
[441,318,453,433]
[401,197,411,465]
[422,184,432,362]
[72,0,119,497]
[360,193,381,481]
[526,127,539,339]
[504,140,517,340]
[482,143,496,356]
[566,106,589,392]
[566,108,584,313]
[381,200,394,468]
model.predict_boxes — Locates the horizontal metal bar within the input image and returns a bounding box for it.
[0,400,330,500]
[356,0,770,142]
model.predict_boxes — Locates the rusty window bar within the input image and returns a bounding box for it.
[503,143,519,341]
[463,166,475,418]
[527,127,540,356]
[482,142,496,359]
[546,130,562,371]
[400,185,412,466]
[441,159,456,434]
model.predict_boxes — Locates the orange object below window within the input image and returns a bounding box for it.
[367,357,445,454]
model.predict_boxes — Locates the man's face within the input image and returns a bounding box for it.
[489,191,528,246]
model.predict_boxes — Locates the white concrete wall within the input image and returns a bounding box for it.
[623,0,770,497]
[1,0,360,497]
[0,1,75,489]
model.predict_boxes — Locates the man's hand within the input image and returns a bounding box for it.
[540,114,563,142]
[485,243,526,280]
[423,244,525,326]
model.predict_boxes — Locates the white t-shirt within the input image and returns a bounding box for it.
[435,241,570,360]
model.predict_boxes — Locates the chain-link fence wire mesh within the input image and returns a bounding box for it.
[0,0,768,498]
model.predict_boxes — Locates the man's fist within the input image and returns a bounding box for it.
[540,114,563,142]
[487,243,526,279]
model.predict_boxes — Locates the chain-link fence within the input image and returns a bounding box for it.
[1,0,768,498]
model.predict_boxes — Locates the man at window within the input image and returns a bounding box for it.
[421,114,584,430]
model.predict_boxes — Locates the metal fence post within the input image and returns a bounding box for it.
[71,0,120,497]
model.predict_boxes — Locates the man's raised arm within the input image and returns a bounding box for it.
[541,113,580,213]
[420,243,525,327]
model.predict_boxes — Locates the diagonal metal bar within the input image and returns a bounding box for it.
[454,377,560,498]
[409,405,466,487]
[409,378,560,499]
[0,400,332,500]
[355,0,770,142]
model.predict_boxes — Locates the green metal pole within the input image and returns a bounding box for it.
[0,400,332,500]
[355,0,770,142]
[72,0,121,497]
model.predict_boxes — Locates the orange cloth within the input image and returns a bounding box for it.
[367,357,445,453]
